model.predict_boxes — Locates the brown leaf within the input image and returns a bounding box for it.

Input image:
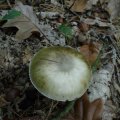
[62,93,103,120]
[92,99,104,120]
[2,1,41,40]
[83,99,103,120]
[71,0,88,12]
[14,1,39,25]
[2,14,40,40]
[74,93,103,120]
[74,99,83,120]
[80,42,102,65]
[65,0,100,12]
[74,93,90,120]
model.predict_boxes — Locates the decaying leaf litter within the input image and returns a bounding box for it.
[0,0,120,120]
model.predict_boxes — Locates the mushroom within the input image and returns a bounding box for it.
[29,46,91,101]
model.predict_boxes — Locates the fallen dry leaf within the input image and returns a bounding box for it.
[74,93,103,120]
[65,0,100,12]
[63,93,103,120]
[80,42,102,65]
[2,1,41,40]
[14,1,39,25]
[2,14,40,40]
[71,0,87,12]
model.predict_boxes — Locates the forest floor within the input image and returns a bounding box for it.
[0,0,120,120]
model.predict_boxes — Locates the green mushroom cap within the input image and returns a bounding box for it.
[29,46,91,101]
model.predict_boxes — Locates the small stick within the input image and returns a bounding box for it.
[6,0,12,8]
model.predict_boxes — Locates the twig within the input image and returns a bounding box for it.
[0,4,14,9]
[45,101,58,120]
[6,0,12,8]
[45,101,54,120]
